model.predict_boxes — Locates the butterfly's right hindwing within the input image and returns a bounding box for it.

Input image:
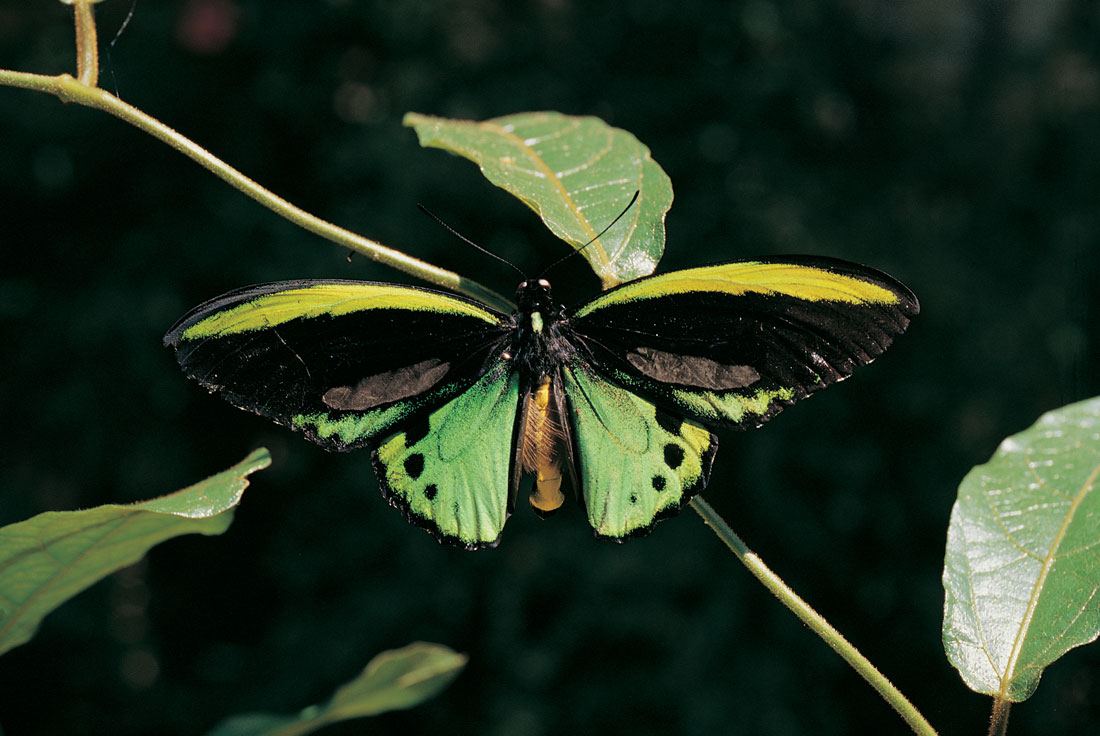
[164,280,513,451]
[560,361,717,541]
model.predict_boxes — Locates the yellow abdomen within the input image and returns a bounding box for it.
[521,375,567,514]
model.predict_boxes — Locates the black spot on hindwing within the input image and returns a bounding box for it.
[403,416,432,447]
[652,475,667,491]
[424,484,438,501]
[655,411,683,436]
[404,453,425,480]
[663,443,684,469]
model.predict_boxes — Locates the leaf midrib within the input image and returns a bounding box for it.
[479,118,611,270]
[998,450,1100,698]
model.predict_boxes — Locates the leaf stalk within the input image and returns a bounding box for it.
[988,697,1011,736]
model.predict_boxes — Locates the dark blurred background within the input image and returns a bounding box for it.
[1,1,1097,734]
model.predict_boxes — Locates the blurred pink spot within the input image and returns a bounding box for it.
[176,0,242,55]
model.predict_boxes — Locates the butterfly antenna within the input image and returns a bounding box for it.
[417,204,526,278]
[538,190,640,278]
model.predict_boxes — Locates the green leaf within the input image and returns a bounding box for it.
[206,642,468,736]
[943,396,1100,702]
[404,111,673,287]
[0,448,270,656]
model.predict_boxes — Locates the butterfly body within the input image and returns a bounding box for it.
[519,374,569,516]
[166,257,918,549]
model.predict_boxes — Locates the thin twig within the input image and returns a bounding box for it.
[690,496,938,736]
[0,6,512,312]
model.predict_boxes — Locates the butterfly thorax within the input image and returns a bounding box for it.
[511,278,572,378]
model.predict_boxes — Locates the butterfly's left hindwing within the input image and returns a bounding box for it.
[164,280,513,451]
[373,360,520,549]
[568,257,920,431]
[560,362,717,540]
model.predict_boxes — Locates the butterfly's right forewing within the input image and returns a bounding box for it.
[567,257,919,431]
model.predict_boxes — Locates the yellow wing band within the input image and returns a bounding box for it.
[575,262,904,317]
[182,283,503,340]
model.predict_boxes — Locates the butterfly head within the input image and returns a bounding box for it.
[515,278,557,322]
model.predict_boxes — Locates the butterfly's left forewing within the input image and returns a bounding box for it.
[165,280,521,548]
[165,280,513,450]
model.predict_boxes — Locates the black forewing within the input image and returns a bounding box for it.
[565,256,919,430]
[165,279,514,451]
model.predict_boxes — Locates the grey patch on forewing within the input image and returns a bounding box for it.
[627,347,760,390]
[323,358,450,410]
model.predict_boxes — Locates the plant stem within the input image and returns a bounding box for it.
[690,496,938,736]
[988,697,1011,736]
[72,0,99,88]
[0,17,512,312]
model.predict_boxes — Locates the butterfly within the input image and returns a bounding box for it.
[165,257,918,550]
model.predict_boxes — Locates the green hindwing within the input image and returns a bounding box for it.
[373,362,521,549]
[600,367,799,428]
[561,362,717,540]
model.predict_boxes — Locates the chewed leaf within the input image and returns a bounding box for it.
[0,449,270,656]
[205,642,467,736]
[942,396,1100,702]
[404,111,673,287]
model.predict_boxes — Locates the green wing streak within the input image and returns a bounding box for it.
[562,363,715,540]
[575,261,904,316]
[181,282,502,340]
[606,368,797,426]
[290,384,461,448]
[373,363,520,549]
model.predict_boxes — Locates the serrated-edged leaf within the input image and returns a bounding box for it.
[404,111,673,287]
[205,642,467,736]
[0,448,270,656]
[943,396,1100,702]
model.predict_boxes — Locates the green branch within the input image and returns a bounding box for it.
[0,5,511,312]
[690,496,938,736]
